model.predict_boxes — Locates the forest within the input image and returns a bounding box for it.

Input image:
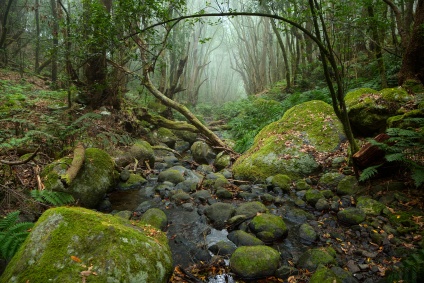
[0,0,424,282]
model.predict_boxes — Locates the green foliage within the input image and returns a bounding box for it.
[30,190,75,206]
[360,120,424,187]
[213,86,332,153]
[386,248,424,283]
[358,164,382,182]
[0,211,33,261]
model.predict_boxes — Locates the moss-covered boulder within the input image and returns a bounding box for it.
[299,223,317,243]
[139,208,168,231]
[234,201,268,218]
[309,265,359,283]
[357,196,385,216]
[204,202,236,229]
[114,140,155,168]
[156,127,178,148]
[345,87,413,136]
[0,207,173,283]
[157,168,185,184]
[214,151,231,171]
[249,213,288,243]
[336,175,360,196]
[233,100,345,182]
[190,141,216,164]
[318,172,345,190]
[41,148,116,208]
[387,108,424,129]
[297,247,336,271]
[228,230,265,246]
[267,174,292,192]
[305,189,324,206]
[230,245,280,279]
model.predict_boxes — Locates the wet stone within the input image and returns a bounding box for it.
[315,198,330,211]
[208,240,237,257]
[228,230,264,246]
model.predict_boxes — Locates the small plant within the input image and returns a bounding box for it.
[0,210,33,261]
[30,190,75,206]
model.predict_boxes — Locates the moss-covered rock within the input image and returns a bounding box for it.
[305,189,324,206]
[156,127,178,148]
[0,207,173,283]
[337,207,366,225]
[310,265,358,283]
[41,148,117,208]
[118,173,147,190]
[345,87,413,135]
[233,100,345,182]
[190,141,216,164]
[214,151,231,171]
[336,175,360,196]
[230,245,280,279]
[139,208,168,231]
[299,223,317,243]
[268,174,292,192]
[249,213,288,243]
[234,201,268,218]
[157,168,185,184]
[228,230,265,246]
[114,140,155,168]
[297,247,336,271]
[357,196,385,216]
[318,172,345,190]
[387,108,424,129]
[204,202,236,229]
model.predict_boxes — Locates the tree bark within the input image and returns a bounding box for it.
[398,0,424,85]
[0,0,15,67]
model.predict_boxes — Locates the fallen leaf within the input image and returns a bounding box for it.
[70,255,82,263]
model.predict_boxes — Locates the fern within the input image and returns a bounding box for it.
[359,164,382,182]
[0,211,33,260]
[30,190,75,206]
[360,120,424,187]
[386,248,424,283]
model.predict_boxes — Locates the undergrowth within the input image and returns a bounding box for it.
[386,248,424,283]
[0,211,33,261]
[359,119,424,187]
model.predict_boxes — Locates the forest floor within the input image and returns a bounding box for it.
[1,70,424,282]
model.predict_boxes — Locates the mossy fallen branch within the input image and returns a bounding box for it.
[0,147,40,165]
[134,107,198,132]
[60,142,85,186]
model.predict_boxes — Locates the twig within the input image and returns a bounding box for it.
[0,147,40,165]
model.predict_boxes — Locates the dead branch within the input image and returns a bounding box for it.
[0,147,40,165]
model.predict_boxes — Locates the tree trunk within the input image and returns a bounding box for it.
[367,4,388,88]
[50,0,59,87]
[0,0,15,67]
[398,0,424,85]
[35,0,40,73]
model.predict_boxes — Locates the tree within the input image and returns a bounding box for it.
[398,0,424,85]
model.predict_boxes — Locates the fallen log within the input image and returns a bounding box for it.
[60,142,85,186]
[134,107,198,132]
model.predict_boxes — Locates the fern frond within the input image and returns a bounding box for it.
[0,211,33,261]
[385,153,405,162]
[411,167,424,187]
[0,211,20,230]
[30,190,75,206]
[386,249,424,283]
[359,165,382,182]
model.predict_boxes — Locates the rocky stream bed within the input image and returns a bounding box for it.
[103,146,424,283]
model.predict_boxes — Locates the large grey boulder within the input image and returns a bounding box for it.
[0,207,173,283]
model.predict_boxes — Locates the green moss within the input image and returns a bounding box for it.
[310,265,342,283]
[380,87,410,102]
[297,247,336,271]
[345,88,378,109]
[0,207,172,283]
[270,174,291,191]
[119,173,147,189]
[230,245,280,279]
[233,100,344,181]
